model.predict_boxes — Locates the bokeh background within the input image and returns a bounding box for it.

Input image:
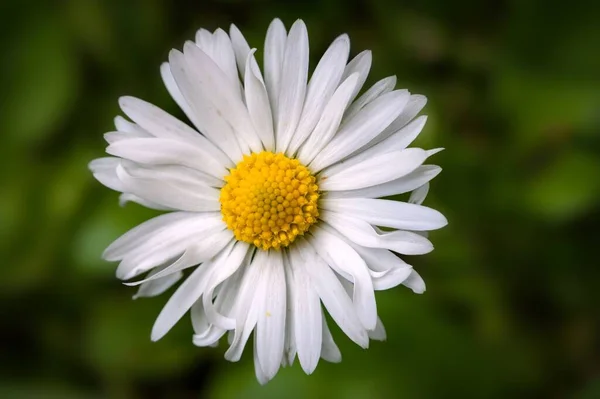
[1,0,600,398]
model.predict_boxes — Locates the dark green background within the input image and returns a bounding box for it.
[1,0,599,398]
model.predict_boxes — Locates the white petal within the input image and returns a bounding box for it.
[195,28,214,52]
[403,270,426,293]
[118,193,174,211]
[193,266,243,343]
[287,34,350,154]
[326,165,441,199]
[160,63,200,129]
[202,241,250,330]
[104,211,201,260]
[341,50,372,102]
[322,198,447,231]
[256,251,286,381]
[116,162,220,212]
[297,73,359,165]
[282,253,297,366]
[89,157,124,192]
[253,335,270,385]
[150,249,225,341]
[320,312,342,363]
[338,115,428,169]
[288,246,322,374]
[299,239,369,348]
[275,20,309,153]
[106,137,228,181]
[322,211,434,255]
[263,18,287,119]
[310,226,377,330]
[116,227,232,282]
[409,183,430,205]
[168,49,244,162]
[192,314,226,347]
[111,213,230,279]
[368,317,387,341]
[132,266,183,300]
[319,148,428,191]
[310,90,410,172]
[104,129,151,144]
[114,115,149,135]
[123,241,227,287]
[118,96,203,143]
[244,49,274,151]
[210,28,241,91]
[229,24,260,82]
[368,94,428,148]
[181,42,262,154]
[343,75,397,121]
[350,244,413,291]
[225,250,265,362]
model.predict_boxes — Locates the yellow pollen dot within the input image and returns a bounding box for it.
[220,151,319,251]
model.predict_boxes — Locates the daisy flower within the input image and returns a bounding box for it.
[89,18,447,384]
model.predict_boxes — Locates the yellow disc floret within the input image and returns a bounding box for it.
[220,151,319,250]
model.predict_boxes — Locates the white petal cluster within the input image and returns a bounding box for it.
[90,18,446,384]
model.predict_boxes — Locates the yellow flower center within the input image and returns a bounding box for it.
[220,151,319,251]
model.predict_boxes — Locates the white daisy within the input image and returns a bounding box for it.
[89,18,447,384]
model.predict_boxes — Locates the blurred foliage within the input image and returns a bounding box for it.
[1,0,600,398]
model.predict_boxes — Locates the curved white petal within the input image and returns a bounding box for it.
[298,239,369,348]
[113,115,150,135]
[320,312,342,363]
[322,198,448,231]
[409,182,430,205]
[118,193,174,211]
[340,50,372,103]
[263,18,287,121]
[202,241,250,330]
[106,137,228,181]
[104,129,152,144]
[322,211,434,255]
[116,162,220,212]
[288,246,322,374]
[275,20,309,153]
[349,244,413,290]
[118,96,203,143]
[337,115,428,169]
[326,165,441,199]
[310,226,377,330]
[181,42,262,154]
[244,49,274,151]
[168,49,245,162]
[209,28,241,91]
[287,34,350,154]
[297,73,359,165]
[402,270,426,294]
[89,157,125,192]
[224,249,266,362]
[229,23,260,82]
[368,317,387,341]
[367,94,428,148]
[343,75,396,121]
[132,266,183,300]
[104,211,202,261]
[319,148,428,191]
[255,251,286,381]
[310,90,410,172]
[160,62,201,130]
[150,245,227,341]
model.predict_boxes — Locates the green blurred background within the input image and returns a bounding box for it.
[1,0,600,398]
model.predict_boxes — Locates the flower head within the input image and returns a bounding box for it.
[90,18,447,384]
